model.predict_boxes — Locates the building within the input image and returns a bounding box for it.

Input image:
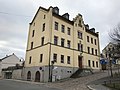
[0,53,22,78]
[24,6,100,82]
[102,42,120,69]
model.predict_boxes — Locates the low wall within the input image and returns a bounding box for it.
[12,69,22,80]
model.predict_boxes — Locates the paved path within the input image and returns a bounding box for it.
[45,71,110,90]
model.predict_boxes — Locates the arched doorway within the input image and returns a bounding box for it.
[27,71,31,81]
[35,71,40,82]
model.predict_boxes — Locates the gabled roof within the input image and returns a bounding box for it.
[0,53,19,61]
[102,42,114,51]
[30,6,50,25]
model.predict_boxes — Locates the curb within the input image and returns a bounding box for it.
[87,85,96,90]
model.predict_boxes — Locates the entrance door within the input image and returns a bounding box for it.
[5,72,12,79]
[78,56,82,69]
[35,71,40,82]
[27,71,31,81]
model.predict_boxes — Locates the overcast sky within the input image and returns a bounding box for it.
[0,0,120,59]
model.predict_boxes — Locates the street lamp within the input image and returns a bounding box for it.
[108,52,113,77]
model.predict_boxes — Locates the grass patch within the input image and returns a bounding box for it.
[104,83,120,90]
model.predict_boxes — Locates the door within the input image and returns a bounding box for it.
[35,71,40,82]
[78,56,82,69]
[27,71,31,81]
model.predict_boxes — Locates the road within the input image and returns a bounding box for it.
[0,79,60,90]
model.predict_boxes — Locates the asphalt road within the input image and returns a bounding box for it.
[0,79,61,90]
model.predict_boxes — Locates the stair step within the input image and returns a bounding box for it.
[70,68,93,78]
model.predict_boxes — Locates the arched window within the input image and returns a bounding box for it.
[35,71,40,82]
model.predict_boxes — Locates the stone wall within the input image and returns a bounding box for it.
[12,69,22,80]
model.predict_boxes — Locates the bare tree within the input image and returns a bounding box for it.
[109,23,120,44]
[109,24,120,75]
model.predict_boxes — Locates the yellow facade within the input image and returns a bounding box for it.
[25,6,100,77]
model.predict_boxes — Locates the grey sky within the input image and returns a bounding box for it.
[0,0,120,59]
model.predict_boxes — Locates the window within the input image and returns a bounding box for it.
[88,60,91,67]
[67,27,71,35]
[92,48,94,55]
[31,42,33,49]
[78,43,83,51]
[87,36,89,42]
[61,38,65,47]
[75,23,77,27]
[92,61,95,67]
[78,20,82,27]
[40,54,43,63]
[33,23,35,26]
[67,40,71,48]
[61,55,64,63]
[106,53,107,57]
[96,61,98,67]
[78,31,82,39]
[67,56,70,64]
[61,25,65,33]
[43,15,46,19]
[32,30,35,37]
[54,36,58,45]
[94,39,97,45]
[29,56,32,64]
[42,23,45,31]
[112,47,114,51]
[41,37,44,46]
[78,43,80,51]
[91,38,93,44]
[88,47,90,54]
[95,49,97,56]
[53,53,57,62]
[81,44,83,52]
[109,53,111,57]
[55,22,58,30]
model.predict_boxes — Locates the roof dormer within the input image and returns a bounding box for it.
[62,13,69,20]
[53,7,59,14]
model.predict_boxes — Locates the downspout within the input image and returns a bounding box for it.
[48,7,53,82]
[97,32,101,69]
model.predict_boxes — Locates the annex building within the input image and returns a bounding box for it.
[23,6,100,82]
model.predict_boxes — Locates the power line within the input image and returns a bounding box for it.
[0,11,32,17]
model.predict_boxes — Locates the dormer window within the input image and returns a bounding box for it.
[62,13,69,20]
[78,20,82,27]
[53,7,59,14]
[55,9,59,14]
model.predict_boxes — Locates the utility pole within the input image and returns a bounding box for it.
[109,53,113,77]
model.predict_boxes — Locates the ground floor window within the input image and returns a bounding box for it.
[96,61,98,67]
[88,60,91,67]
[92,61,95,67]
